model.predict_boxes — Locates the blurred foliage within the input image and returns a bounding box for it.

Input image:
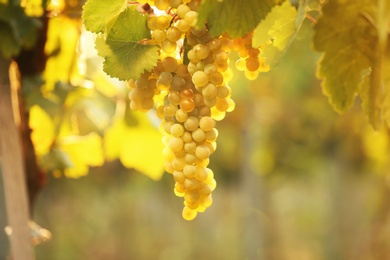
[1,0,390,259]
[31,15,390,260]
[25,0,165,179]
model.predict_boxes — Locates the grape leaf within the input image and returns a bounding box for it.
[97,7,159,81]
[0,4,40,58]
[0,21,19,58]
[312,0,377,114]
[82,0,127,33]
[44,16,81,91]
[252,0,303,67]
[59,133,105,178]
[197,0,283,38]
[382,44,390,126]
[30,105,56,156]
[104,112,165,181]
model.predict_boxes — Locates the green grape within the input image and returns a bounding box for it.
[184,189,200,203]
[216,85,231,98]
[183,178,198,190]
[195,167,208,181]
[173,170,186,183]
[235,58,246,71]
[175,109,188,122]
[171,75,186,91]
[208,39,221,52]
[198,105,211,117]
[187,49,201,63]
[170,123,184,137]
[184,142,196,152]
[156,15,171,30]
[177,19,190,33]
[159,71,173,85]
[162,56,179,72]
[184,153,197,164]
[202,83,217,99]
[168,91,181,105]
[182,206,197,221]
[166,27,182,42]
[244,70,259,80]
[169,0,183,8]
[163,147,175,161]
[226,98,235,112]
[183,165,196,178]
[209,72,223,85]
[162,39,177,54]
[203,98,216,108]
[182,131,193,142]
[204,63,217,75]
[163,121,175,133]
[155,0,170,10]
[193,44,210,60]
[199,116,215,132]
[196,61,206,71]
[184,116,199,131]
[195,144,210,160]
[172,157,186,170]
[192,128,205,142]
[210,107,226,121]
[152,29,166,43]
[213,50,229,63]
[184,10,198,27]
[186,31,199,46]
[192,71,209,87]
[215,97,229,112]
[176,4,191,18]
[164,104,178,117]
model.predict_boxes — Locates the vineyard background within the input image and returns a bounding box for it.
[1,0,390,259]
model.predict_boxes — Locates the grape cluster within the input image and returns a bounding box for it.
[129,0,237,220]
[233,33,270,80]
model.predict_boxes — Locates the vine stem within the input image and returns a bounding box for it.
[0,57,34,260]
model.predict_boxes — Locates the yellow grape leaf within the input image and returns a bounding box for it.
[43,16,80,91]
[252,1,303,67]
[197,0,282,38]
[104,119,127,160]
[58,133,104,178]
[29,105,55,156]
[93,73,125,98]
[312,0,390,130]
[381,48,390,127]
[104,112,165,180]
[362,126,389,169]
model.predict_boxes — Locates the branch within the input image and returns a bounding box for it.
[0,57,34,260]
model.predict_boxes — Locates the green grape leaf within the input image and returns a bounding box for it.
[382,37,390,127]
[197,0,283,38]
[82,0,127,33]
[104,112,165,181]
[58,133,105,178]
[95,34,112,57]
[97,7,159,80]
[312,0,377,114]
[0,21,19,58]
[30,105,56,157]
[253,0,304,67]
[0,4,40,58]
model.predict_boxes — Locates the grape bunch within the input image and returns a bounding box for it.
[128,0,264,220]
[233,33,270,80]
